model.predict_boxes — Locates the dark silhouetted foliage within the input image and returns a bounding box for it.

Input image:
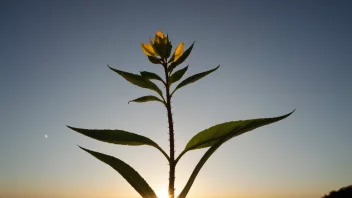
[322,185,352,198]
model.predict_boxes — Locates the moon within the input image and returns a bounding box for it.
[44,134,48,138]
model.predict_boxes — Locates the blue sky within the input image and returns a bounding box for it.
[1,1,351,198]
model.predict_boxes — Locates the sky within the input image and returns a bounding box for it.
[0,0,351,198]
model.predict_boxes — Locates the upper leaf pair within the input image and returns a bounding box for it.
[171,65,219,96]
[108,65,165,102]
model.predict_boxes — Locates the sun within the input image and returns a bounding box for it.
[156,189,168,198]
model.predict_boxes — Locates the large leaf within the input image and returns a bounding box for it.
[168,42,195,73]
[177,110,295,198]
[140,71,165,84]
[185,110,295,151]
[67,126,169,161]
[172,65,219,95]
[79,146,158,198]
[169,65,188,85]
[108,65,163,97]
[128,95,165,105]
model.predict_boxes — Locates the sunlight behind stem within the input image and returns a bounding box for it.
[156,189,169,198]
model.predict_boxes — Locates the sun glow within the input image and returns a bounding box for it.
[156,189,169,198]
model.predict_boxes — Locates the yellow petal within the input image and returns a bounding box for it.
[141,43,157,56]
[173,42,184,62]
[154,34,162,44]
[156,30,164,39]
[149,37,154,45]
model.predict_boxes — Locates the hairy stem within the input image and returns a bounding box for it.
[164,62,175,198]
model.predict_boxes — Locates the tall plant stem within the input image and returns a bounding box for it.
[164,62,175,198]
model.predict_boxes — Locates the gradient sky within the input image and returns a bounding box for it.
[1,1,351,198]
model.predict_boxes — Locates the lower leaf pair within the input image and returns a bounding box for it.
[68,110,294,198]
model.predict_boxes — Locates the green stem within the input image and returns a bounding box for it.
[164,62,176,198]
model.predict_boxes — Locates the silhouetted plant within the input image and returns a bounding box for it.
[322,185,352,198]
[67,30,294,198]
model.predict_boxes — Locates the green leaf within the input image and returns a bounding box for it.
[140,71,165,84]
[168,42,195,73]
[172,65,219,95]
[128,95,165,104]
[147,56,160,64]
[184,110,295,151]
[79,146,158,198]
[108,65,163,97]
[177,110,295,198]
[169,65,188,85]
[67,126,169,161]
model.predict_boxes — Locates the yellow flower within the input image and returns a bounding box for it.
[173,42,184,62]
[141,43,157,56]
[156,30,164,39]
[154,30,168,45]
[141,30,172,60]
